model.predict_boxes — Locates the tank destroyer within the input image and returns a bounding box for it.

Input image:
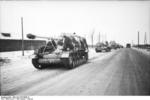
[27,33,88,69]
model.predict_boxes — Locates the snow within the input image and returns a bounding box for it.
[0,48,97,61]
[132,48,150,56]
[0,50,34,61]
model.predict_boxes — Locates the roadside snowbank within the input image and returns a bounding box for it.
[133,48,150,56]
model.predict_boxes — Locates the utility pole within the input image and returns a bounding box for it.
[105,33,107,41]
[144,32,147,45]
[84,34,87,40]
[91,29,95,48]
[98,32,100,43]
[21,17,24,56]
[138,31,139,48]
[149,32,150,44]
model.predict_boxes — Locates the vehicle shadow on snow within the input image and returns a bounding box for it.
[41,64,68,70]
[40,62,91,71]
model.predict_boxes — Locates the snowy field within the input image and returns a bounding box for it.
[0,48,102,66]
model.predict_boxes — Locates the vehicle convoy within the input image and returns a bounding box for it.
[95,41,111,52]
[27,33,89,69]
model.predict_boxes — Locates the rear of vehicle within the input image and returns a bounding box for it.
[126,43,131,48]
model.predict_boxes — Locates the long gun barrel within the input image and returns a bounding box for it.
[27,33,52,40]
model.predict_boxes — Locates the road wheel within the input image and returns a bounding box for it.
[95,49,98,52]
[74,58,77,67]
[78,58,81,65]
[79,59,82,65]
[85,53,88,62]
[32,58,44,69]
[75,58,78,66]
[107,48,110,52]
[67,56,75,69]
[83,56,86,63]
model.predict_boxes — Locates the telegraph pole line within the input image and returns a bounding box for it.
[21,17,24,56]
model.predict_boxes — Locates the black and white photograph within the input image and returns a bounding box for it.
[0,0,150,98]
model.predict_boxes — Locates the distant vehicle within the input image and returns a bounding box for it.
[109,41,118,49]
[27,33,89,69]
[95,42,111,52]
[126,43,131,48]
[109,41,123,49]
[119,45,124,48]
[116,44,124,49]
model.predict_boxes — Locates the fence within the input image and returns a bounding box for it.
[0,39,46,52]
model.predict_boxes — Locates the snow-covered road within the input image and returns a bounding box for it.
[1,48,150,95]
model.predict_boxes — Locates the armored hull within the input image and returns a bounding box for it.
[31,34,88,69]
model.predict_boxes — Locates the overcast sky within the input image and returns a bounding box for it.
[0,1,150,45]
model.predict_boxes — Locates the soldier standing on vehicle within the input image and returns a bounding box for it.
[62,35,74,51]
